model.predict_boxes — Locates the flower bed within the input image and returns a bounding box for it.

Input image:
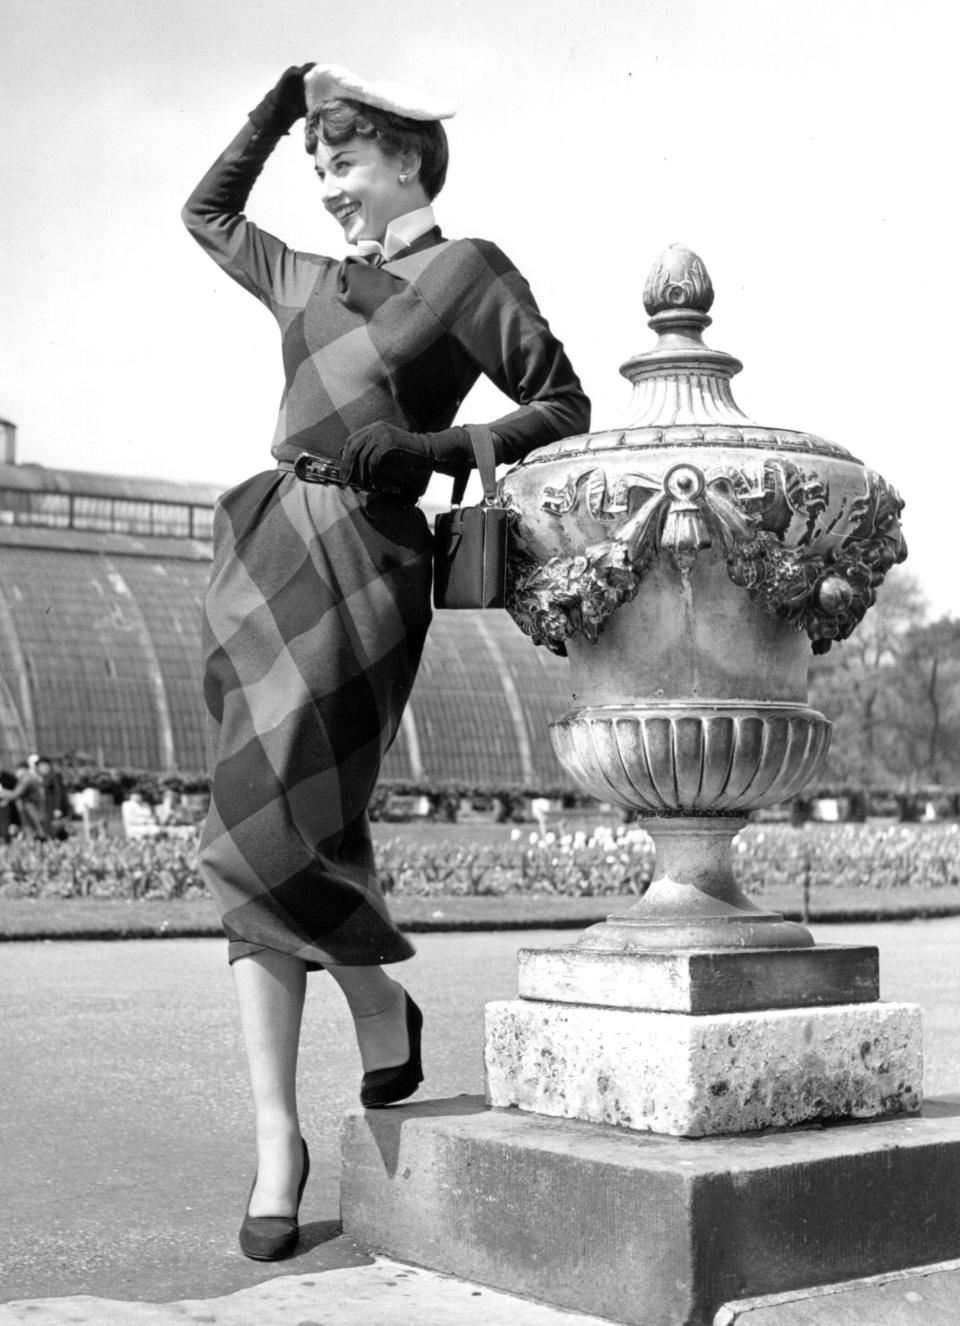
[0,833,205,900]
[379,822,960,898]
[735,822,960,896]
[2,821,959,904]
[376,825,656,896]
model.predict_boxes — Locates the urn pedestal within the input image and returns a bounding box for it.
[340,248,959,1326]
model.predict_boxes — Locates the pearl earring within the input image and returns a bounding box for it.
[398,173,408,185]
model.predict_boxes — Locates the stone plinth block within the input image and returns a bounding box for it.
[484,999,921,1136]
[517,944,879,1013]
[340,1096,960,1326]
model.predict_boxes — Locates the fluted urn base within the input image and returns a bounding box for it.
[578,816,813,951]
[550,702,831,815]
[550,701,829,950]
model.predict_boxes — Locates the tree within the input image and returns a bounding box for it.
[808,568,930,785]
[888,616,960,785]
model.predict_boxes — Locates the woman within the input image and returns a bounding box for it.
[182,62,589,1261]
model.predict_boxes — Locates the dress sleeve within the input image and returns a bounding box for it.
[419,240,591,463]
[181,120,321,312]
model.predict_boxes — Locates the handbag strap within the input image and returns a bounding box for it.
[450,425,498,506]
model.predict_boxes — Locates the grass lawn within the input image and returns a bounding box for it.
[0,893,621,941]
[3,886,959,943]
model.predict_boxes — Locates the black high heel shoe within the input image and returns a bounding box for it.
[360,991,423,1108]
[239,1137,310,1261]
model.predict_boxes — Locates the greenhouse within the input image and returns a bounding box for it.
[0,457,573,790]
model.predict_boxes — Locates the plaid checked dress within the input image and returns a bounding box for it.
[183,118,590,968]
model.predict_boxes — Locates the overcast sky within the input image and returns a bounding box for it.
[1,0,955,615]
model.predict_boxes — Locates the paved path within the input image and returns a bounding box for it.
[0,1261,619,1326]
[2,921,960,1315]
[0,931,553,1304]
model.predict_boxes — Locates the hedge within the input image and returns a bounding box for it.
[48,764,960,821]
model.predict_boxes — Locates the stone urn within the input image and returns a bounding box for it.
[338,248,949,1326]
[501,243,906,953]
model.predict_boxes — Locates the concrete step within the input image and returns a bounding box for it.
[716,1259,960,1324]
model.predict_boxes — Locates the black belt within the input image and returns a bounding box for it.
[277,452,431,506]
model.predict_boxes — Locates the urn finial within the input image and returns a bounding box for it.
[642,243,714,316]
[620,243,746,424]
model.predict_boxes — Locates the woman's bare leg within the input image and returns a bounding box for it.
[326,965,410,1072]
[232,949,307,1217]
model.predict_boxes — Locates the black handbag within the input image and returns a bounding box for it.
[433,425,510,610]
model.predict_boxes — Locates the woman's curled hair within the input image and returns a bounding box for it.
[305,98,449,200]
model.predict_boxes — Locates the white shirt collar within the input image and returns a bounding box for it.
[356,205,437,262]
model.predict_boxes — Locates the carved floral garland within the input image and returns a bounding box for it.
[505,462,906,656]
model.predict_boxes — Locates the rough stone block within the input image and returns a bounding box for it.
[340,1095,960,1326]
[517,944,879,1013]
[484,999,921,1135]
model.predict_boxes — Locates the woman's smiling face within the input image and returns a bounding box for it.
[314,135,414,245]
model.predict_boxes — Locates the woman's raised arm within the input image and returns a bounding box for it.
[181,66,320,310]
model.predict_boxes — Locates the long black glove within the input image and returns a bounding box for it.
[340,422,477,491]
[248,63,315,133]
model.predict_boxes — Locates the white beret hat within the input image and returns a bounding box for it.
[304,63,456,122]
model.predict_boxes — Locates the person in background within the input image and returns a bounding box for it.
[156,787,190,827]
[120,790,159,839]
[0,768,21,841]
[35,755,71,840]
[0,758,48,840]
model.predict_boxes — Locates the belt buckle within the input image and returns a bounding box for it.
[294,454,344,485]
